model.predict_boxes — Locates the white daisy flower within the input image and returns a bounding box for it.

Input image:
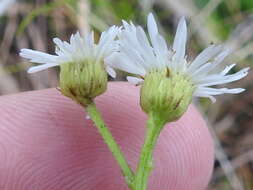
[20,26,120,105]
[106,13,249,103]
[20,25,119,78]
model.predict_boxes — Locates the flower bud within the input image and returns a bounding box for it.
[140,68,195,123]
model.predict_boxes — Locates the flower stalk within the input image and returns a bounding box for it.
[134,113,165,190]
[86,102,135,189]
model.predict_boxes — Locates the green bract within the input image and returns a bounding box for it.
[59,61,108,106]
[140,68,195,124]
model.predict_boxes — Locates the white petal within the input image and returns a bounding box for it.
[87,31,94,48]
[106,66,116,78]
[126,76,144,85]
[96,26,119,63]
[198,67,249,86]
[188,45,223,72]
[70,34,76,48]
[156,34,169,55]
[194,92,217,103]
[22,29,119,74]
[136,26,153,56]
[220,63,236,75]
[173,17,187,62]
[147,13,170,68]
[194,86,247,103]
[196,87,244,95]
[147,13,158,35]
[20,49,58,64]
[136,27,164,69]
[147,13,158,46]
[190,62,213,77]
[214,49,231,64]
[119,40,150,70]
[72,32,82,49]
[105,53,146,76]
[122,20,132,31]
[27,63,59,73]
[53,38,72,56]
[119,26,156,71]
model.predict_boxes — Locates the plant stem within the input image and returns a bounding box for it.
[134,113,165,190]
[86,102,135,189]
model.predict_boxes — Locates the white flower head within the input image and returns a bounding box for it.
[20,25,120,78]
[106,13,249,103]
[20,26,120,106]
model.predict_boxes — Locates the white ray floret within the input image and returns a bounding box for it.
[106,13,249,102]
[20,26,120,77]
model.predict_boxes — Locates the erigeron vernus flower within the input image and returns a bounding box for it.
[20,26,119,105]
[106,13,249,122]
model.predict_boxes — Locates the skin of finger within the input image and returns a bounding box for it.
[0,82,214,190]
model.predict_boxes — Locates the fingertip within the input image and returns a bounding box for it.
[149,105,214,189]
[0,82,214,190]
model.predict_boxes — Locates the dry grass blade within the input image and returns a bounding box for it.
[76,0,90,35]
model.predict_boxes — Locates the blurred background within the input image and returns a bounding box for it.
[0,0,252,189]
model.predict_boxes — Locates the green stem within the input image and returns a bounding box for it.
[134,113,165,190]
[86,102,135,189]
